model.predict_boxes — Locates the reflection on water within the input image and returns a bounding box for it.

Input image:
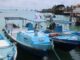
[70,49,80,60]
[16,47,80,60]
[16,46,80,60]
[70,25,80,31]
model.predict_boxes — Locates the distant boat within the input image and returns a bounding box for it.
[0,34,17,60]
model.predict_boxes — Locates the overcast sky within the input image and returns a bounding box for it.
[0,0,80,10]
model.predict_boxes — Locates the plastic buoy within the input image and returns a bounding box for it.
[49,33,60,37]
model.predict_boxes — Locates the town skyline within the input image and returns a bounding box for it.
[0,0,80,10]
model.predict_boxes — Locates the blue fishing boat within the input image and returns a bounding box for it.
[3,16,54,57]
[51,31,80,51]
[47,15,80,51]
[0,34,17,60]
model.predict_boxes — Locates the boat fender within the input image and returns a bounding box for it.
[49,33,60,37]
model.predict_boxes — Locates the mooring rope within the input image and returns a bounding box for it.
[50,40,61,60]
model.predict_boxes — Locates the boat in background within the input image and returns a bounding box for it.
[0,34,17,60]
[50,31,80,51]
[47,15,80,51]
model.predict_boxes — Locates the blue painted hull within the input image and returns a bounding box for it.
[3,29,51,57]
[16,31,52,57]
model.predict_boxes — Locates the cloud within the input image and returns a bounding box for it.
[0,0,79,10]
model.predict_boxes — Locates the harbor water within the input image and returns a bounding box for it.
[0,11,80,60]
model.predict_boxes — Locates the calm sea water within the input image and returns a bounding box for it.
[0,11,80,60]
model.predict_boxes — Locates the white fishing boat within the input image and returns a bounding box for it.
[0,34,17,60]
[3,15,55,58]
